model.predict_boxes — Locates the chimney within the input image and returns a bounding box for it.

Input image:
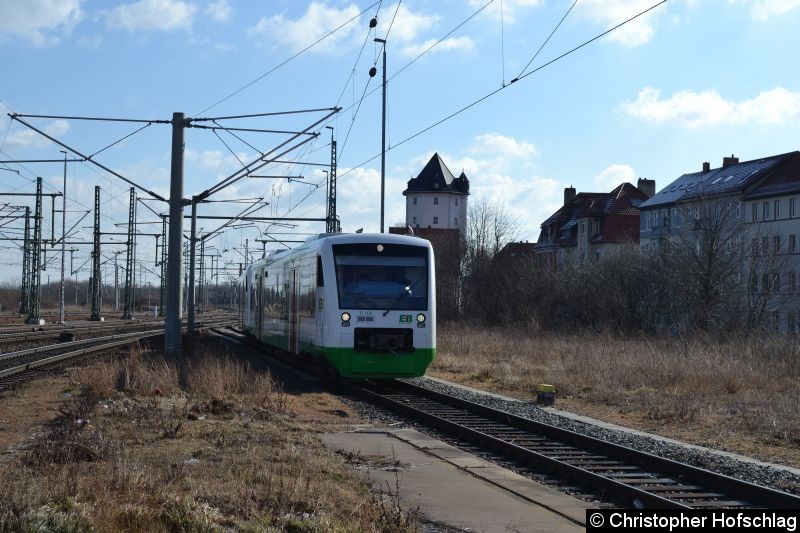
[637,178,655,198]
[702,162,711,173]
[564,185,576,205]
[722,154,739,168]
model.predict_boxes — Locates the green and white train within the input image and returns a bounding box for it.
[239,233,436,378]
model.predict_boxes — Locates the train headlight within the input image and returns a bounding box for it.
[341,312,351,322]
[416,314,426,324]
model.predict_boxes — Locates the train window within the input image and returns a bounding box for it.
[317,256,324,287]
[332,243,428,311]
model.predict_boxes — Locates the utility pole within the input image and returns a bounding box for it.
[19,207,30,314]
[187,197,198,334]
[114,252,119,310]
[159,216,167,316]
[58,150,67,323]
[325,126,338,234]
[165,112,186,358]
[122,187,136,319]
[199,235,205,314]
[374,37,387,234]
[89,186,102,321]
[26,178,43,324]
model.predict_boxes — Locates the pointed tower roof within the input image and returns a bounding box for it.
[403,152,469,195]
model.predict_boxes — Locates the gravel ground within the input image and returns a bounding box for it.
[401,376,800,496]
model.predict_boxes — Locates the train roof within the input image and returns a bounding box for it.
[248,232,431,270]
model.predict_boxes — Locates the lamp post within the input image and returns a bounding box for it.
[373,37,387,234]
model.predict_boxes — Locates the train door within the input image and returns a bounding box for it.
[256,272,264,341]
[289,268,299,354]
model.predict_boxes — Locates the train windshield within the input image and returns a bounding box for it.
[333,243,428,311]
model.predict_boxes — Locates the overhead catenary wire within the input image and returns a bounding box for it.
[338,0,668,181]
[516,0,580,80]
[192,0,382,118]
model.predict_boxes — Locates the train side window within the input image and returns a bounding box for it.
[317,256,324,287]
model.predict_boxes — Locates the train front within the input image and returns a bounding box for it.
[322,234,436,379]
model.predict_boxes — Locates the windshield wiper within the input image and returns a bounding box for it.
[382,277,423,317]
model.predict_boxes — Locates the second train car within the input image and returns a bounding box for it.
[239,233,435,378]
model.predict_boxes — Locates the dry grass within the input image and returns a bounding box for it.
[0,341,419,532]
[432,323,800,466]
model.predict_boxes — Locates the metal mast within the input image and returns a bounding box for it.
[326,131,338,234]
[19,207,30,314]
[164,112,186,357]
[58,151,67,323]
[25,178,43,324]
[122,187,136,319]
[159,216,167,316]
[89,186,102,321]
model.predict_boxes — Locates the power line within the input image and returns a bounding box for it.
[192,0,381,118]
[338,0,668,180]
[516,0,579,80]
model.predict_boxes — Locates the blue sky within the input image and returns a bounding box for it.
[1,0,800,285]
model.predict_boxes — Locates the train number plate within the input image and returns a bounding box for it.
[399,315,412,323]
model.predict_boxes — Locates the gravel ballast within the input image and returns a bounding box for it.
[396,376,800,496]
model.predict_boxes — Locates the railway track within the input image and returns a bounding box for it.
[0,315,236,388]
[0,313,232,344]
[349,380,800,510]
[210,327,800,511]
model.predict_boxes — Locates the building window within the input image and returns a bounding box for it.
[790,234,796,253]
[672,208,678,227]
[433,197,439,205]
[763,201,770,220]
[579,222,585,235]
[433,216,438,224]
[791,198,796,218]
[413,197,417,205]
[790,272,797,292]
[413,216,417,225]
[775,200,781,220]
[455,198,458,206]
[774,235,781,254]
[752,203,758,222]
[735,201,741,218]
[454,217,458,225]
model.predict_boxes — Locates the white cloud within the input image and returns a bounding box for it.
[0,0,82,46]
[576,0,665,47]
[186,148,251,174]
[468,0,543,23]
[250,2,361,54]
[106,0,197,32]
[622,86,800,127]
[728,0,800,20]
[470,133,539,159]
[377,3,437,43]
[400,36,475,58]
[5,119,70,149]
[594,164,636,190]
[206,0,232,22]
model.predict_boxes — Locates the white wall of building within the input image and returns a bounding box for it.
[405,192,467,235]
